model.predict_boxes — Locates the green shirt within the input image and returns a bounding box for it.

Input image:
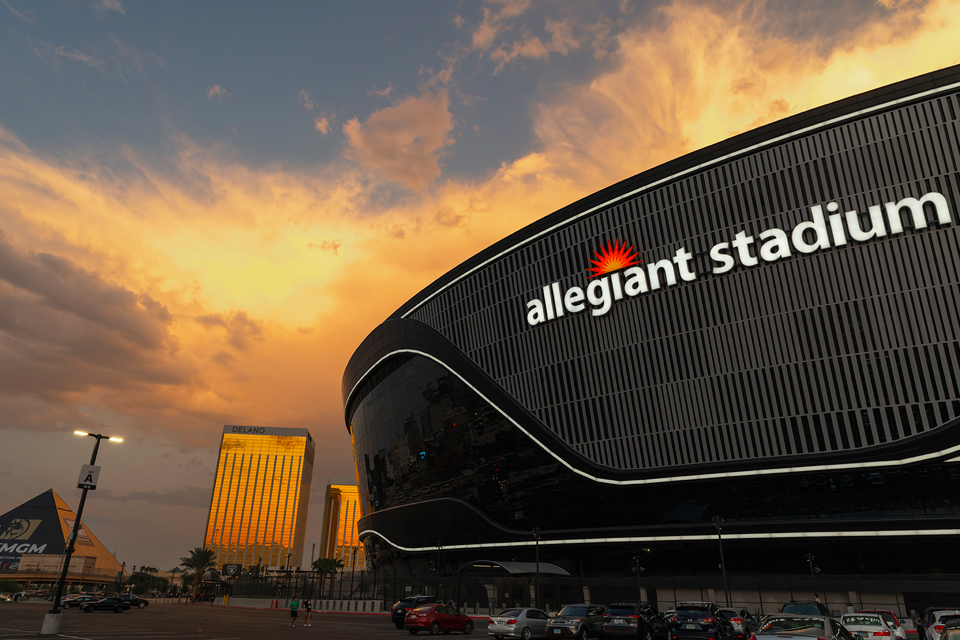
[290,599,299,611]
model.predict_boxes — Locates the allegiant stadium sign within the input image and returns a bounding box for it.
[525,191,953,326]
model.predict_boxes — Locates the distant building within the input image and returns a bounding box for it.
[319,484,364,570]
[0,489,123,584]
[203,425,315,570]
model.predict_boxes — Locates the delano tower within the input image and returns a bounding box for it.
[204,426,314,570]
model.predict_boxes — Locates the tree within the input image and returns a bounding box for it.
[311,558,344,597]
[180,548,217,602]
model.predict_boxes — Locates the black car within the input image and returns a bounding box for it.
[60,595,99,609]
[113,593,150,608]
[391,595,438,629]
[602,602,658,640]
[781,602,830,616]
[668,602,735,640]
[79,597,131,613]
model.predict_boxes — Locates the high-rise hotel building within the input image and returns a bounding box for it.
[204,425,314,570]
[319,484,365,570]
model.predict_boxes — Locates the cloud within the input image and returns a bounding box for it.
[207,85,230,100]
[3,0,35,23]
[314,116,330,135]
[307,239,342,255]
[298,89,314,110]
[471,0,532,52]
[342,90,455,191]
[31,42,105,70]
[92,0,125,14]
[195,311,265,352]
[367,82,393,97]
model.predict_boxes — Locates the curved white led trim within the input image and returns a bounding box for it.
[399,80,960,319]
[347,349,960,487]
[360,527,960,553]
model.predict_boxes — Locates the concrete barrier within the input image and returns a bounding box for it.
[218,597,384,613]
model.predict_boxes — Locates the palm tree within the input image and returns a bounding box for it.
[312,557,344,597]
[180,547,216,602]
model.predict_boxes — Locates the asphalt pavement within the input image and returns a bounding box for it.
[0,601,488,639]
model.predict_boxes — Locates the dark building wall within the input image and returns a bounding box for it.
[344,66,960,573]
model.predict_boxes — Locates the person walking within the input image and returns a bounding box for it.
[303,599,312,627]
[289,597,300,628]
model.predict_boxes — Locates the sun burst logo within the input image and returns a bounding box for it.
[586,239,642,278]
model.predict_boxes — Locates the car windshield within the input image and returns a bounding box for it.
[498,610,524,617]
[677,607,712,619]
[939,617,960,625]
[783,605,823,615]
[608,607,637,615]
[875,614,897,626]
[759,617,826,635]
[559,606,589,617]
[842,616,883,627]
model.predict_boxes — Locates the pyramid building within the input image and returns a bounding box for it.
[0,489,123,583]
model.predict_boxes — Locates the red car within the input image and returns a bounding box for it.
[404,604,474,635]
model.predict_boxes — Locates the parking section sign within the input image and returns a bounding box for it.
[77,465,101,490]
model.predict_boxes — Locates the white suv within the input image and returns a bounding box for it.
[929,611,960,640]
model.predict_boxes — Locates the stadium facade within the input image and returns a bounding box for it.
[343,66,960,582]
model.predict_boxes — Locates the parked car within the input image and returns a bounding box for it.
[859,611,906,640]
[652,611,676,640]
[841,613,896,639]
[753,614,854,640]
[545,603,607,638]
[404,604,474,635]
[781,602,831,616]
[940,620,960,640]
[601,602,658,640]
[928,611,960,640]
[113,593,150,608]
[392,596,439,629]
[79,598,131,613]
[668,602,735,640]
[719,608,759,640]
[488,607,550,639]
[61,595,100,609]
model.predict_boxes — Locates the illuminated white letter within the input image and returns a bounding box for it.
[846,206,886,242]
[792,205,831,254]
[526,299,546,326]
[623,266,647,296]
[563,286,586,313]
[885,192,952,234]
[647,259,676,290]
[731,231,758,266]
[586,278,613,316]
[673,247,697,281]
[758,228,791,262]
[710,242,735,274]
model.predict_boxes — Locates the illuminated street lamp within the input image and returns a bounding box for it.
[42,431,122,636]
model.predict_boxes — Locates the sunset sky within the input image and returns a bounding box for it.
[2,0,960,570]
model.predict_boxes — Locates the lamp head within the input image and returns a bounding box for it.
[109,437,123,443]
[74,431,89,436]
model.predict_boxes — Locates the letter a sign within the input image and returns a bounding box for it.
[77,464,101,490]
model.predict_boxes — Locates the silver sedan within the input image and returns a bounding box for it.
[488,608,551,639]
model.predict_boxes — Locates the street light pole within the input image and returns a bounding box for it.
[435,540,443,600]
[805,553,820,602]
[712,516,731,607]
[42,431,122,636]
[634,554,644,602]
[532,528,541,609]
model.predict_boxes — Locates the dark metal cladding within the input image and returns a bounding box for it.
[343,65,960,560]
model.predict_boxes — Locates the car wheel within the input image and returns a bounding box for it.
[495,636,505,639]
[521,627,532,640]
[115,606,124,613]
[139,602,147,608]
[397,623,406,629]
[580,626,590,640]
[463,621,474,635]
[409,630,420,635]
[83,607,92,613]
[646,629,653,640]
[62,603,71,609]
[430,622,441,636]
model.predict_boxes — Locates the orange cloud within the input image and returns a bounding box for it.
[207,84,230,100]
[342,90,455,191]
[314,115,330,134]
[1,0,959,466]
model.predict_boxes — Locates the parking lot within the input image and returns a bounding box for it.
[0,602,488,640]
